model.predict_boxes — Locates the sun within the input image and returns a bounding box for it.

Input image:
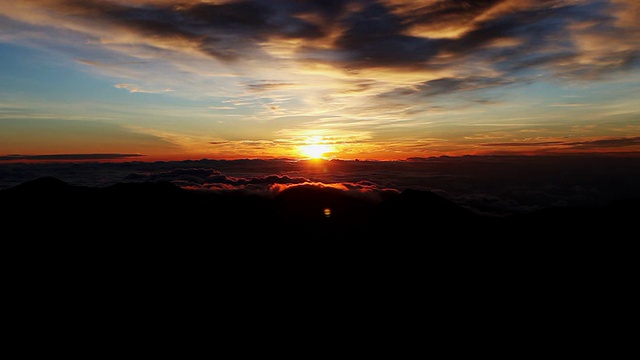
[299,144,333,159]
[297,136,335,159]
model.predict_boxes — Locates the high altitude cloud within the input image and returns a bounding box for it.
[3,1,637,84]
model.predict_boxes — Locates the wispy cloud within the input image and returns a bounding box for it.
[481,141,566,147]
[481,136,640,150]
[567,136,640,149]
[76,58,147,67]
[0,153,143,161]
[245,81,297,92]
[551,103,589,107]
[114,83,174,94]
[208,106,236,110]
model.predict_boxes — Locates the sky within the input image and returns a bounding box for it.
[1,0,639,161]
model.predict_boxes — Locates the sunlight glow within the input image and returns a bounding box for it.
[297,136,335,159]
[299,144,332,159]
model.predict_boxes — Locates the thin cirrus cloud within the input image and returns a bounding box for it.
[481,136,640,150]
[114,83,174,94]
[567,136,640,149]
[0,153,143,161]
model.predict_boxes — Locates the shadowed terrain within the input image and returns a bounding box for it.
[2,176,637,240]
[2,177,635,313]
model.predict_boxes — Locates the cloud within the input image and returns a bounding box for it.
[481,141,566,147]
[566,136,640,149]
[5,1,637,77]
[382,0,504,39]
[551,103,588,107]
[329,2,441,68]
[380,76,517,99]
[123,168,223,184]
[482,136,640,150]
[114,83,174,93]
[3,156,640,216]
[0,153,143,161]
[4,0,327,62]
[268,181,398,203]
[245,81,297,92]
[76,58,147,67]
[118,166,398,204]
[123,167,312,190]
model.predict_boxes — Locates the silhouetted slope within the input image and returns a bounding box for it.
[1,178,257,237]
[11,176,70,191]
[367,188,478,231]
[502,200,639,238]
[3,177,93,227]
[3,175,639,304]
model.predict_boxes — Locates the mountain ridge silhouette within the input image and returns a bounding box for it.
[3,176,637,290]
[2,177,638,239]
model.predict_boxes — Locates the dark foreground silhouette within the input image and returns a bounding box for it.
[2,176,637,240]
[2,177,635,315]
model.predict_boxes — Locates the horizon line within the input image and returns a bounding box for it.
[2,151,640,164]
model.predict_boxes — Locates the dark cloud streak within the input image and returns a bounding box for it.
[0,153,144,161]
[334,2,440,68]
[567,137,640,149]
[482,137,640,149]
[400,0,504,29]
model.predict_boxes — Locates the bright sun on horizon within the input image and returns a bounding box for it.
[299,144,332,159]
[298,143,333,159]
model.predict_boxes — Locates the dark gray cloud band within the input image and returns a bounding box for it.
[0,153,144,161]
[9,0,637,76]
[482,137,640,149]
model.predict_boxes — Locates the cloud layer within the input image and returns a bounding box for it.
[3,1,638,99]
[2,155,640,216]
